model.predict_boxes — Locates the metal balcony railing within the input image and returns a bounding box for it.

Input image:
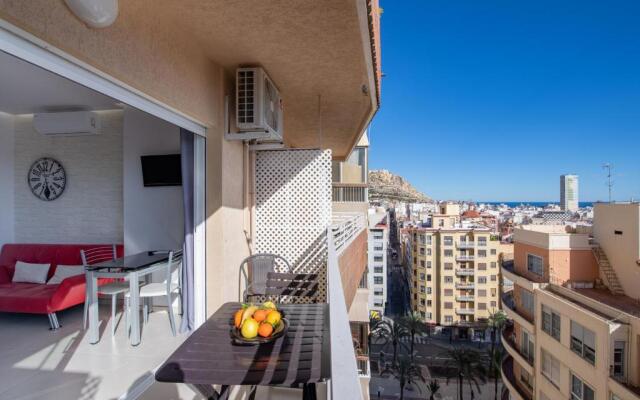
[456,295,475,302]
[455,269,475,276]
[456,255,475,261]
[455,282,475,289]
[332,183,368,202]
[456,308,475,315]
[457,241,475,249]
[331,212,366,254]
[356,357,370,377]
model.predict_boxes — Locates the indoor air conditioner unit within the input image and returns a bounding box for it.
[235,67,283,142]
[33,111,100,136]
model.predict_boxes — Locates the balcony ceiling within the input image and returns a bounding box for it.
[162,0,379,159]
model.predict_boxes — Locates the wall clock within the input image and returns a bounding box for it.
[28,157,66,201]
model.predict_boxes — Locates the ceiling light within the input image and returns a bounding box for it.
[64,0,118,29]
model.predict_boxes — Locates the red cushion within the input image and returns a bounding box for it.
[0,244,123,314]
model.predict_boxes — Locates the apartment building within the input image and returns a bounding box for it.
[368,208,389,316]
[561,174,579,212]
[501,203,640,400]
[409,202,502,339]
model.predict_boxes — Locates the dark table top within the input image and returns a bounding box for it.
[86,251,170,271]
[155,302,330,387]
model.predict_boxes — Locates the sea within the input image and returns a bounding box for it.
[478,201,594,208]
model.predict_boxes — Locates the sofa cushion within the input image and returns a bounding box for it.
[47,265,83,285]
[12,261,51,284]
[0,282,59,313]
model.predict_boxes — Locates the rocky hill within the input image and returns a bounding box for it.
[368,169,431,203]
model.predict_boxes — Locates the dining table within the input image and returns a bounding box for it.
[155,301,330,400]
[85,251,172,346]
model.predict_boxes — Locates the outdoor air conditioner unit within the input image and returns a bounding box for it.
[33,111,101,136]
[235,67,283,142]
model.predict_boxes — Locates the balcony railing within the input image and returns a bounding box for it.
[456,268,475,276]
[501,356,533,400]
[331,212,366,254]
[456,308,475,315]
[332,183,368,202]
[456,295,475,302]
[455,282,475,289]
[356,356,370,377]
[502,324,534,368]
[457,241,475,249]
[327,225,364,399]
[456,255,475,261]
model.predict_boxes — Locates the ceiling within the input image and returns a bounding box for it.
[0,50,118,115]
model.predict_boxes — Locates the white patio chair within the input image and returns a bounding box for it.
[81,245,130,336]
[125,250,183,336]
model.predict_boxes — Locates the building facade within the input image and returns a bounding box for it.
[560,174,579,212]
[368,209,389,316]
[501,203,640,400]
[409,203,502,338]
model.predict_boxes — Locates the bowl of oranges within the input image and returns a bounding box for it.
[231,301,288,345]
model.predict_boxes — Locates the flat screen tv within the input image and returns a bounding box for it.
[140,154,182,187]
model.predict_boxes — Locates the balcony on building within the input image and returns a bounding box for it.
[501,356,533,400]
[455,268,475,276]
[456,295,475,302]
[456,254,475,262]
[501,290,535,333]
[456,240,475,249]
[455,282,475,289]
[501,323,534,375]
[455,308,475,315]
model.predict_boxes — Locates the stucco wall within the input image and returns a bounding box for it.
[14,111,123,244]
[593,203,640,298]
[515,242,598,284]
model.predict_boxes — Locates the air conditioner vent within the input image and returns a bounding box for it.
[234,67,283,142]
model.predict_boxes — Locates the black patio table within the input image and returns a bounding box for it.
[155,302,330,400]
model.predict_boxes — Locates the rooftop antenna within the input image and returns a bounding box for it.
[602,163,613,203]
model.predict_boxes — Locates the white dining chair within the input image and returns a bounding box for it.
[125,250,182,336]
[81,245,130,336]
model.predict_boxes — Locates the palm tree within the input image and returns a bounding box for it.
[487,310,507,370]
[380,355,425,400]
[445,348,487,400]
[400,312,427,362]
[427,379,441,400]
[487,346,505,400]
[375,318,409,367]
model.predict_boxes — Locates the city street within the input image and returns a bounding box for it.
[385,209,411,317]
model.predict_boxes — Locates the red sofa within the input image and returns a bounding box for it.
[0,243,123,329]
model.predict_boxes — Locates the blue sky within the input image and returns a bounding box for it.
[369,0,640,202]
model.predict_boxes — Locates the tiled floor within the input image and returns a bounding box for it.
[0,303,190,400]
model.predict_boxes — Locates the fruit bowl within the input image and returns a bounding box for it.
[231,302,288,345]
[231,317,289,345]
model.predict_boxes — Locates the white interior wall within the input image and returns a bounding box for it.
[123,107,183,256]
[13,110,123,243]
[123,108,183,308]
[0,112,15,246]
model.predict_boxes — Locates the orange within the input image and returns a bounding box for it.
[265,310,282,326]
[234,309,243,328]
[253,309,268,323]
[258,322,274,338]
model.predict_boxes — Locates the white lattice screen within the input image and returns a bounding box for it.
[254,149,332,302]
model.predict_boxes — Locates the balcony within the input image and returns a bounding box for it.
[456,255,475,261]
[356,356,370,377]
[457,241,475,249]
[456,268,475,276]
[456,295,475,302]
[502,291,535,333]
[501,356,533,400]
[609,375,640,400]
[456,308,475,315]
[332,183,368,202]
[455,282,475,289]
[501,260,540,292]
[502,324,534,374]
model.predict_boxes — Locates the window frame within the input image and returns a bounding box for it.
[527,253,544,276]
